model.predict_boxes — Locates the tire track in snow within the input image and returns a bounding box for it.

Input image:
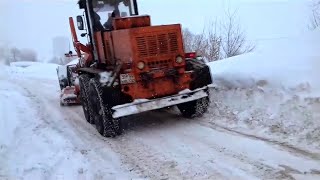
[16,78,187,179]
[13,78,135,179]
[198,121,320,161]
[108,137,188,180]
[194,120,320,178]
[124,108,320,179]
[178,123,295,180]
[122,117,291,180]
[14,77,320,179]
[0,80,74,179]
[61,107,187,179]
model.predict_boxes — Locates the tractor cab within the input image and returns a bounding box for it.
[76,0,139,32]
[91,0,137,31]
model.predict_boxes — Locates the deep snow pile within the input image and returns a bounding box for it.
[207,29,320,151]
[9,61,59,80]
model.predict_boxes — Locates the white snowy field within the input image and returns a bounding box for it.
[207,28,320,153]
[1,29,320,179]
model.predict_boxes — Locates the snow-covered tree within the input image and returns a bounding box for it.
[182,11,254,61]
[204,21,222,61]
[182,28,209,58]
[6,47,38,63]
[19,49,38,62]
[10,47,21,62]
[0,46,8,65]
[182,25,221,62]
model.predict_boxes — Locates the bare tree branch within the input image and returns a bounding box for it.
[221,10,255,58]
[20,49,38,62]
[182,8,255,61]
[10,47,21,62]
[182,20,222,62]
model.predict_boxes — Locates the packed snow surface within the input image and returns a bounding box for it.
[2,30,320,179]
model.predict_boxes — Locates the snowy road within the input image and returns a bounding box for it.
[1,73,320,180]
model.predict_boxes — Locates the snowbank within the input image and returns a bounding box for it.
[10,61,40,68]
[9,61,59,80]
[208,28,320,96]
[208,86,320,152]
[0,80,132,179]
[207,29,320,151]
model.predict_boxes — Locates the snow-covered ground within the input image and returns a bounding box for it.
[0,64,133,179]
[9,61,59,80]
[207,28,320,153]
[2,29,320,179]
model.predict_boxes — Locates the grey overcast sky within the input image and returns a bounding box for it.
[0,0,312,60]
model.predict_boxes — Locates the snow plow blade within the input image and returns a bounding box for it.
[112,87,209,118]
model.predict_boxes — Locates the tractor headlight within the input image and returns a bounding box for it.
[176,56,183,64]
[137,61,145,70]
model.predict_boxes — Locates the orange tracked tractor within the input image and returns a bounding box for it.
[70,0,212,137]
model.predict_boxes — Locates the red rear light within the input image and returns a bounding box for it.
[185,52,196,59]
